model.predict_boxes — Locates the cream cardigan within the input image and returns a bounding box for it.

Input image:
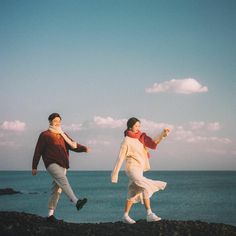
[111,136,151,183]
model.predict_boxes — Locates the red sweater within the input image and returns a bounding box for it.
[32,130,87,169]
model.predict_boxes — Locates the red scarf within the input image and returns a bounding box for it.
[124,130,157,158]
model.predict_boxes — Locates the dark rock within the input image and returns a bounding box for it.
[0,211,236,236]
[0,188,21,195]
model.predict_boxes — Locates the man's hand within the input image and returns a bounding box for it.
[111,173,118,183]
[86,147,91,153]
[32,169,37,176]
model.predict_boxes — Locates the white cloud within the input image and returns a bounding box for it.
[174,126,194,141]
[87,139,111,146]
[59,116,126,131]
[62,123,83,131]
[0,140,16,147]
[93,116,126,128]
[62,116,230,147]
[206,148,227,155]
[189,121,205,130]
[1,120,26,132]
[174,125,230,144]
[189,121,220,131]
[207,122,220,131]
[140,119,174,133]
[145,78,208,94]
[93,116,174,133]
[186,136,231,144]
[92,116,228,145]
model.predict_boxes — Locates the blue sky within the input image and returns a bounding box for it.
[0,0,235,170]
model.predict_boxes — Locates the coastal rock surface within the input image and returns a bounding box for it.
[0,211,236,236]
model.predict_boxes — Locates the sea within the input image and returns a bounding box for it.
[0,171,236,226]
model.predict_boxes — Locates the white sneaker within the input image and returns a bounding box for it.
[146,213,161,222]
[122,215,136,224]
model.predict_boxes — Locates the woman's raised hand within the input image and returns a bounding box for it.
[163,128,170,137]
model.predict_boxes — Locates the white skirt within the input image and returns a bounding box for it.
[125,166,167,204]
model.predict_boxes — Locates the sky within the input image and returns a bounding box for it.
[0,0,236,171]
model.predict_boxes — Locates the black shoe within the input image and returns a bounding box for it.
[76,198,87,211]
[47,215,64,224]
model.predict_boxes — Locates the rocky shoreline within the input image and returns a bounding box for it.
[0,211,236,236]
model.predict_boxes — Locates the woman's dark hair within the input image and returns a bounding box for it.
[48,113,62,122]
[127,117,140,129]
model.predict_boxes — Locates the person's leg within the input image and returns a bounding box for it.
[143,197,161,222]
[48,180,62,216]
[122,199,136,224]
[46,179,66,222]
[124,199,133,215]
[126,167,164,222]
[47,163,87,211]
[143,197,152,214]
[47,164,78,203]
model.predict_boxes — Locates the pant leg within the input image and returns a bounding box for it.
[47,163,78,204]
[48,179,62,210]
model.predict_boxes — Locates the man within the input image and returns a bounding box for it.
[32,112,90,222]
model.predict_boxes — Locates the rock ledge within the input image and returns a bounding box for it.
[0,211,236,236]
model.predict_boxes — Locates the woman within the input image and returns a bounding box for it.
[111,117,170,224]
[32,113,90,222]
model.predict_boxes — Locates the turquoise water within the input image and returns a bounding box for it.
[0,171,235,226]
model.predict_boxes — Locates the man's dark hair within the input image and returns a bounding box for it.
[48,113,62,122]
